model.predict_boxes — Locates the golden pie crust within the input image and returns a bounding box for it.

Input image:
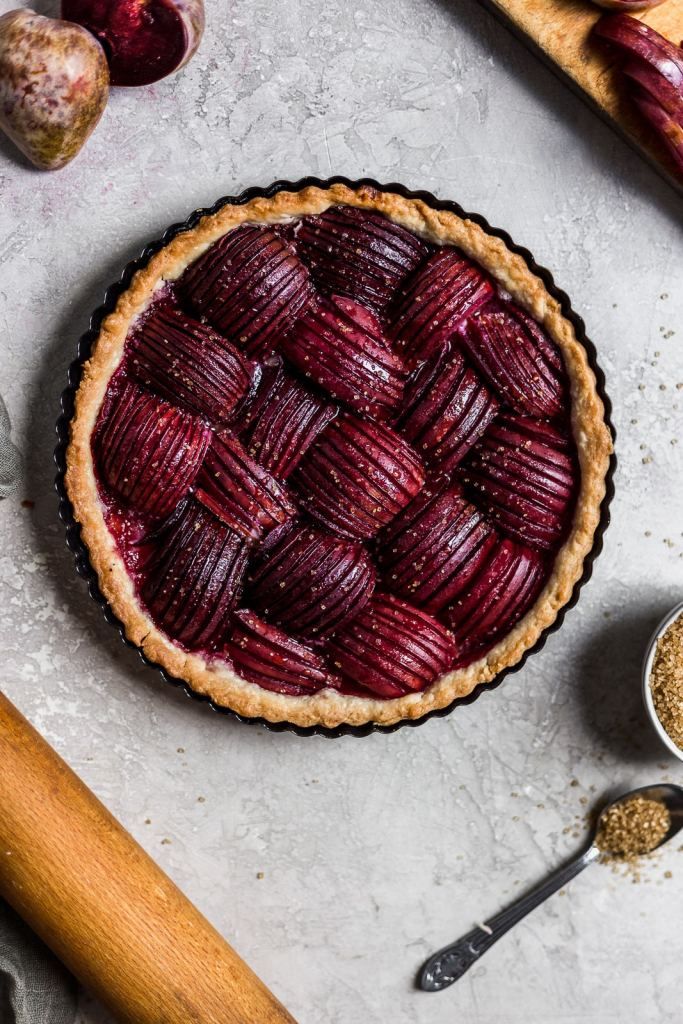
[65,183,613,729]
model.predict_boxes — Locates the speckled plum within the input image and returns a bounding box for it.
[0,9,109,170]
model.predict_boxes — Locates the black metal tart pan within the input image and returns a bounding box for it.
[54,175,617,738]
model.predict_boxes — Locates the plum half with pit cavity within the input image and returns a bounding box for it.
[62,0,204,86]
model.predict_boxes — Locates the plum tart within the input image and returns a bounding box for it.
[65,183,613,730]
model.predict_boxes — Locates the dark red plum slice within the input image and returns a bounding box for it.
[460,301,566,418]
[225,609,338,696]
[97,380,211,519]
[592,13,683,88]
[462,414,577,551]
[248,523,375,639]
[62,0,204,87]
[282,294,406,421]
[392,249,494,365]
[294,412,425,540]
[129,301,258,425]
[398,343,498,470]
[445,538,545,653]
[623,57,683,120]
[194,430,296,542]
[239,357,337,478]
[297,205,429,312]
[179,224,313,358]
[326,593,457,698]
[378,475,499,612]
[143,499,248,648]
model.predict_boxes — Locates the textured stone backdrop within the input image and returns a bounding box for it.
[0,0,681,1021]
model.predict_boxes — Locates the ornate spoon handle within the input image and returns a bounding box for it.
[418,844,600,991]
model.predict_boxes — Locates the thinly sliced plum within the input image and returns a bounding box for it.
[225,609,337,695]
[97,380,211,519]
[143,499,248,648]
[623,57,683,120]
[398,344,498,470]
[392,249,494,365]
[248,523,375,639]
[631,89,683,174]
[179,224,313,358]
[462,414,577,551]
[446,538,545,653]
[326,593,457,698]
[592,13,683,90]
[297,205,429,312]
[294,413,425,540]
[591,0,665,8]
[239,358,337,478]
[194,430,296,542]
[377,476,498,612]
[396,334,452,423]
[129,301,257,424]
[282,294,406,421]
[592,14,683,178]
[460,301,566,418]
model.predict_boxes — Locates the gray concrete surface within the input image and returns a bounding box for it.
[1,0,682,1021]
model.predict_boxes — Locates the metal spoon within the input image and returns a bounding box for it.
[418,783,683,992]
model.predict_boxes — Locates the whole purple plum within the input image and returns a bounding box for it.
[0,9,109,170]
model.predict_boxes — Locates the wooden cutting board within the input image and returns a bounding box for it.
[478,0,683,192]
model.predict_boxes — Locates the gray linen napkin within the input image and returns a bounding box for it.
[0,399,76,1022]
[0,394,21,498]
[0,902,77,1024]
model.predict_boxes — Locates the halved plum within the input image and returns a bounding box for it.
[248,523,375,639]
[326,593,457,698]
[459,301,566,418]
[97,380,211,519]
[179,224,313,358]
[194,430,296,542]
[129,301,257,424]
[377,476,498,612]
[445,538,545,654]
[398,341,498,470]
[239,357,337,478]
[143,499,248,648]
[282,294,406,421]
[392,249,494,365]
[462,414,577,551]
[225,609,338,696]
[294,412,425,540]
[62,0,205,87]
[297,205,429,312]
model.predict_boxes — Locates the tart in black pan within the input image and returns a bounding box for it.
[55,176,615,736]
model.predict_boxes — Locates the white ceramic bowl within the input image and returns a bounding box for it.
[642,599,683,763]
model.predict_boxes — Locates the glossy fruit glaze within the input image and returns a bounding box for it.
[92,206,578,700]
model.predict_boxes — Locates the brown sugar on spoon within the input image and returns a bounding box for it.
[596,796,671,880]
[649,613,683,751]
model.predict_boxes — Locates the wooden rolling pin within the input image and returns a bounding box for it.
[0,691,297,1024]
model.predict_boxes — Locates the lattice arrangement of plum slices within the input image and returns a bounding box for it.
[90,204,580,705]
